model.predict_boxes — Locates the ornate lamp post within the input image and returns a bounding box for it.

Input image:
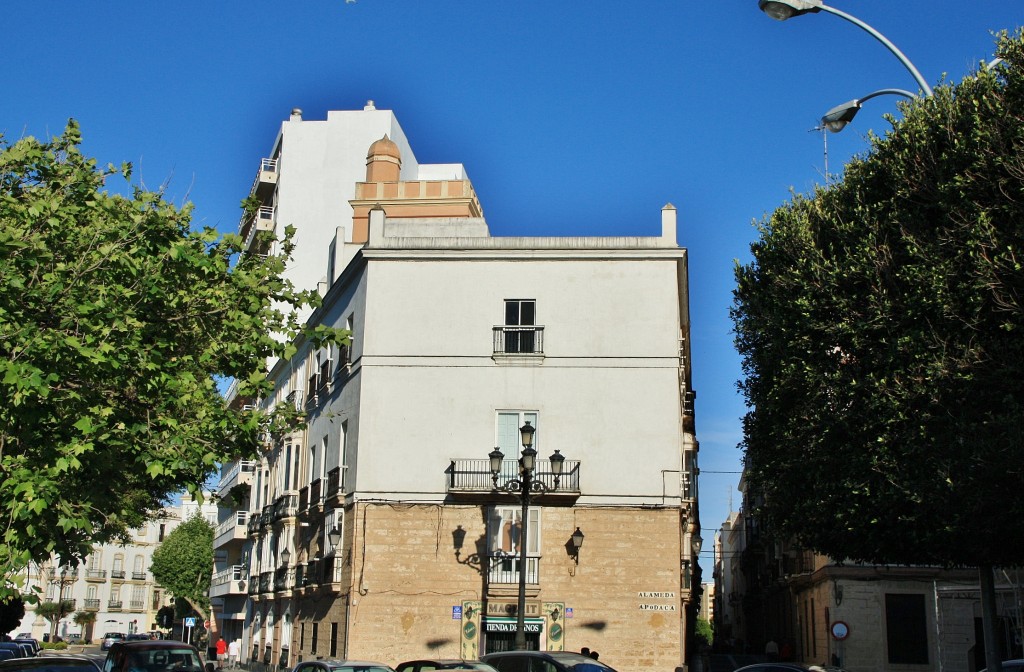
[49,565,76,642]
[488,421,566,650]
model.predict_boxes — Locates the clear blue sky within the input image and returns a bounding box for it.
[4,1,1019,569]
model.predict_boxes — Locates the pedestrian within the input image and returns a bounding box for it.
[228,640,240,667]
[765,639,779,662]
[589,651,599,661]
[216,639,226,667]
[580,648,591,658]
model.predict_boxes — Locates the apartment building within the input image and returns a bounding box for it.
[12,494,215,642]
[219,105,702,671]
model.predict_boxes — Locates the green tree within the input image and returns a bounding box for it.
[695,617,714,648]
[73,609,96,643]
[35,599,74,633]
[149,515,214,637]
[0,595,25,636]
[0,122,345,596]
[732,29,1024,568]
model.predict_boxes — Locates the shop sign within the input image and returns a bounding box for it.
[638,604,677,611]
[484,619,543,633]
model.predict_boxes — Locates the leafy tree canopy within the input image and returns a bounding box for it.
[0,122,345,596]
[732,31,1024,567]
[149,514,214,619]
[0,595,25,635]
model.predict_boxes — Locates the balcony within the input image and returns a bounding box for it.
[274,566,295,592]
[326,466,348,501]
[131,571,146,580]
[217,460,256,497]
[487,555,539,585]
[83,599,100,610]
[272,493,298,521]
[309,479,322,510]
[247,514,262,537]
[85,569,107,580]
[211,564,248,598]
[446,458,580,498]
[298,486,308,513]
[129,600,144,611]
[252,158,278,200]
[492,326,544,358]
[259,571,272,594]
[323,555,344,588]
[239,206,275,252]
[261,504,273,526]
[111,570,125,579]
[108,600,123,610]
[215,510,250,547]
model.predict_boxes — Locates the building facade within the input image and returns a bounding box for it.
[11,494,216,643]
[220,105,702,671]
[722,478,1024,672]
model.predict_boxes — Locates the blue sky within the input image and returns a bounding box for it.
[4,1,1020,570]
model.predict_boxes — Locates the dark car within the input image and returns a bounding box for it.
[103,640,204,672]
[0,646,24,661]
[292,660,397,672]
[396,661,499,672]
[981,661,1024,672]
[0,656,102,672]
[733,664,847,672]
[482,652,617,672]
[13,641,38,657]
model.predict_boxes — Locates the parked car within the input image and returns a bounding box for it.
[125,635,150,642]
[733,664,847,672]
[981,661,1024,672]
[0,656,101,672]
[0,653,18,663]
[0,645,25,661]
[482,652,617,672]
[292,660,397,672]
[396,661,498,672]
[101,634,127,652]
[103,640,204,672]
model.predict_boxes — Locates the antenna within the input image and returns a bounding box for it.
[810,124,829,181]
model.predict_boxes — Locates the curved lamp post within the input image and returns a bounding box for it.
[758,0,934,97]
[820,88,917,132]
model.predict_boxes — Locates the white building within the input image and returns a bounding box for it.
[219,105,702,671]
[11,494,216,643]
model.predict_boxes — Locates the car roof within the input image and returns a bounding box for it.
[300,661,395,670]
[109,641,199,651]
[0,657,102,672]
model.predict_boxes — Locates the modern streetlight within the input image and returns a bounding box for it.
[489,421,566,650]
[820,88,917,132]
[758,0,934,97]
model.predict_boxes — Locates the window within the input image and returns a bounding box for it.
[489,506,540,556]
[283,444,292,491]
[496,411,538,454]
[885,593,929,664]
[501,299,538,354]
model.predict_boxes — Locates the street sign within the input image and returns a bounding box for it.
[184,617,196,628]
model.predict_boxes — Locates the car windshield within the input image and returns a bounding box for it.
[328,667,394,672]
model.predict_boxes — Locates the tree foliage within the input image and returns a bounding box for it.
[34,600,73,625]
[732,31,1024,567]
[149,514,214,620]
[0,595,25,635]
[695,617,714,647]
[0,122,345,595]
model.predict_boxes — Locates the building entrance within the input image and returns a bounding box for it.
[483,619,543,653]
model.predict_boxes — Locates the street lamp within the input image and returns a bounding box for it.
[49,565,76,642]
[758,0,934,97]
[489,421,566,650]
[820,88,917,132]
[281,548,291,566]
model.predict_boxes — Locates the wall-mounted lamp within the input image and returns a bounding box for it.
[833,580,844,605]
[281,548,291,566]
[237,579,247,591]
[550,606,561,622]
[328,527,342,548]
[570,527,585,564]
[691,534,703,558]
[464,605,476,620]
